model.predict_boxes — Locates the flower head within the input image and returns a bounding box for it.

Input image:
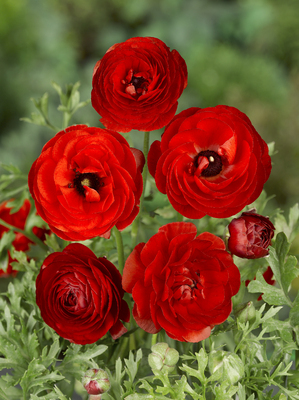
[148,106,271,219]
[91,37,188,132]
[122,222,240,342]
[228,210,275,258]
[36,243,130,344]
[28,125,144,241]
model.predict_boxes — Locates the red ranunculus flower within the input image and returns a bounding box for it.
[245,266,275,301]
[36,243,130,344]
[122,222,240,342]
[91,37,188,133]
[28,125,145,241]
[0,199,50,277]
[228,210,275,259]
[148,106,272,219]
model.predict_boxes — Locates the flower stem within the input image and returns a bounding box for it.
[62,111,71,129]
[0,218,48,251]
[151,333,158,347]
[131,131,150,248]
[113,226,125,274]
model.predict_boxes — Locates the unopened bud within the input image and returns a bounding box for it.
[82,368,110,396]
[235,301,256,324]
[148,342,179,374]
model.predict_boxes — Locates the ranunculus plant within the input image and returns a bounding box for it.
[0,36,298,400]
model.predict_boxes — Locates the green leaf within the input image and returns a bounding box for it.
[290,292,299,329]
[274,204,299,242]
[273,232,290,270]
[262,319,293,342]
[214,380,239,400]
[248,271,287,305]
[53,385,72,400]
[0,230,15,254]
[124,349,142,384]
[180,348,208,384]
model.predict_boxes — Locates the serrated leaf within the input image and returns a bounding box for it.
[180,348,208,384]
[53,385,72,400]
[41,338,61,368]
[262,319,293,342]
[248,271,287,305]
[124,349,142,384]
[275,204,299,242]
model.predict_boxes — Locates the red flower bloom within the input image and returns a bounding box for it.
[148,106,271,219]
[0,199,49,277]
[36,243,130,344]
[91,37,188,133]
[228,211,275,259]
[122,222,240,342]
[28,125,144,241]
[245,266,275,301]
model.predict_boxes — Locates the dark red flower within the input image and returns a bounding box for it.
[228,211,275,259]
[122,222,240,342]
[91,37,188,133]
[148,106,272,219]
[28,125,144,241]
[0,199,49,277]
[245,266,275,301]
[36,243,130,344]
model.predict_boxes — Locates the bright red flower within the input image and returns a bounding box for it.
[148,106,272,219]
[0,199,49,277]
[122,222,240,342]
[91,37,188,133]
[36,243,130,345]
[28,125,144,241]
[228,211,275,259]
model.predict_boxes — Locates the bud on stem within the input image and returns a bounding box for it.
[82,368,110,396]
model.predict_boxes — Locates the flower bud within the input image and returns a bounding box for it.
[148,342,179,374]
[234,301,256,324]
[82,368,110,395]
[228,210,275,259]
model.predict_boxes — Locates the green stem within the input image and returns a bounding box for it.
[62,112,71,129]
[0,218,48,251]
[113,226,125,274]
[151,333,158,347]
[131,131,150,248]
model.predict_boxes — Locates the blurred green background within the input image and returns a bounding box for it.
[0,0,299,212]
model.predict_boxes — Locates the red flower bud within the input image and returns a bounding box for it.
[228,211,275,259]
[82,368,110,395]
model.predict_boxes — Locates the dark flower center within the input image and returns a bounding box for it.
[131,75,148,91]
[122,69,150,98]
[73,172,101,196]
[195,150,223,177]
